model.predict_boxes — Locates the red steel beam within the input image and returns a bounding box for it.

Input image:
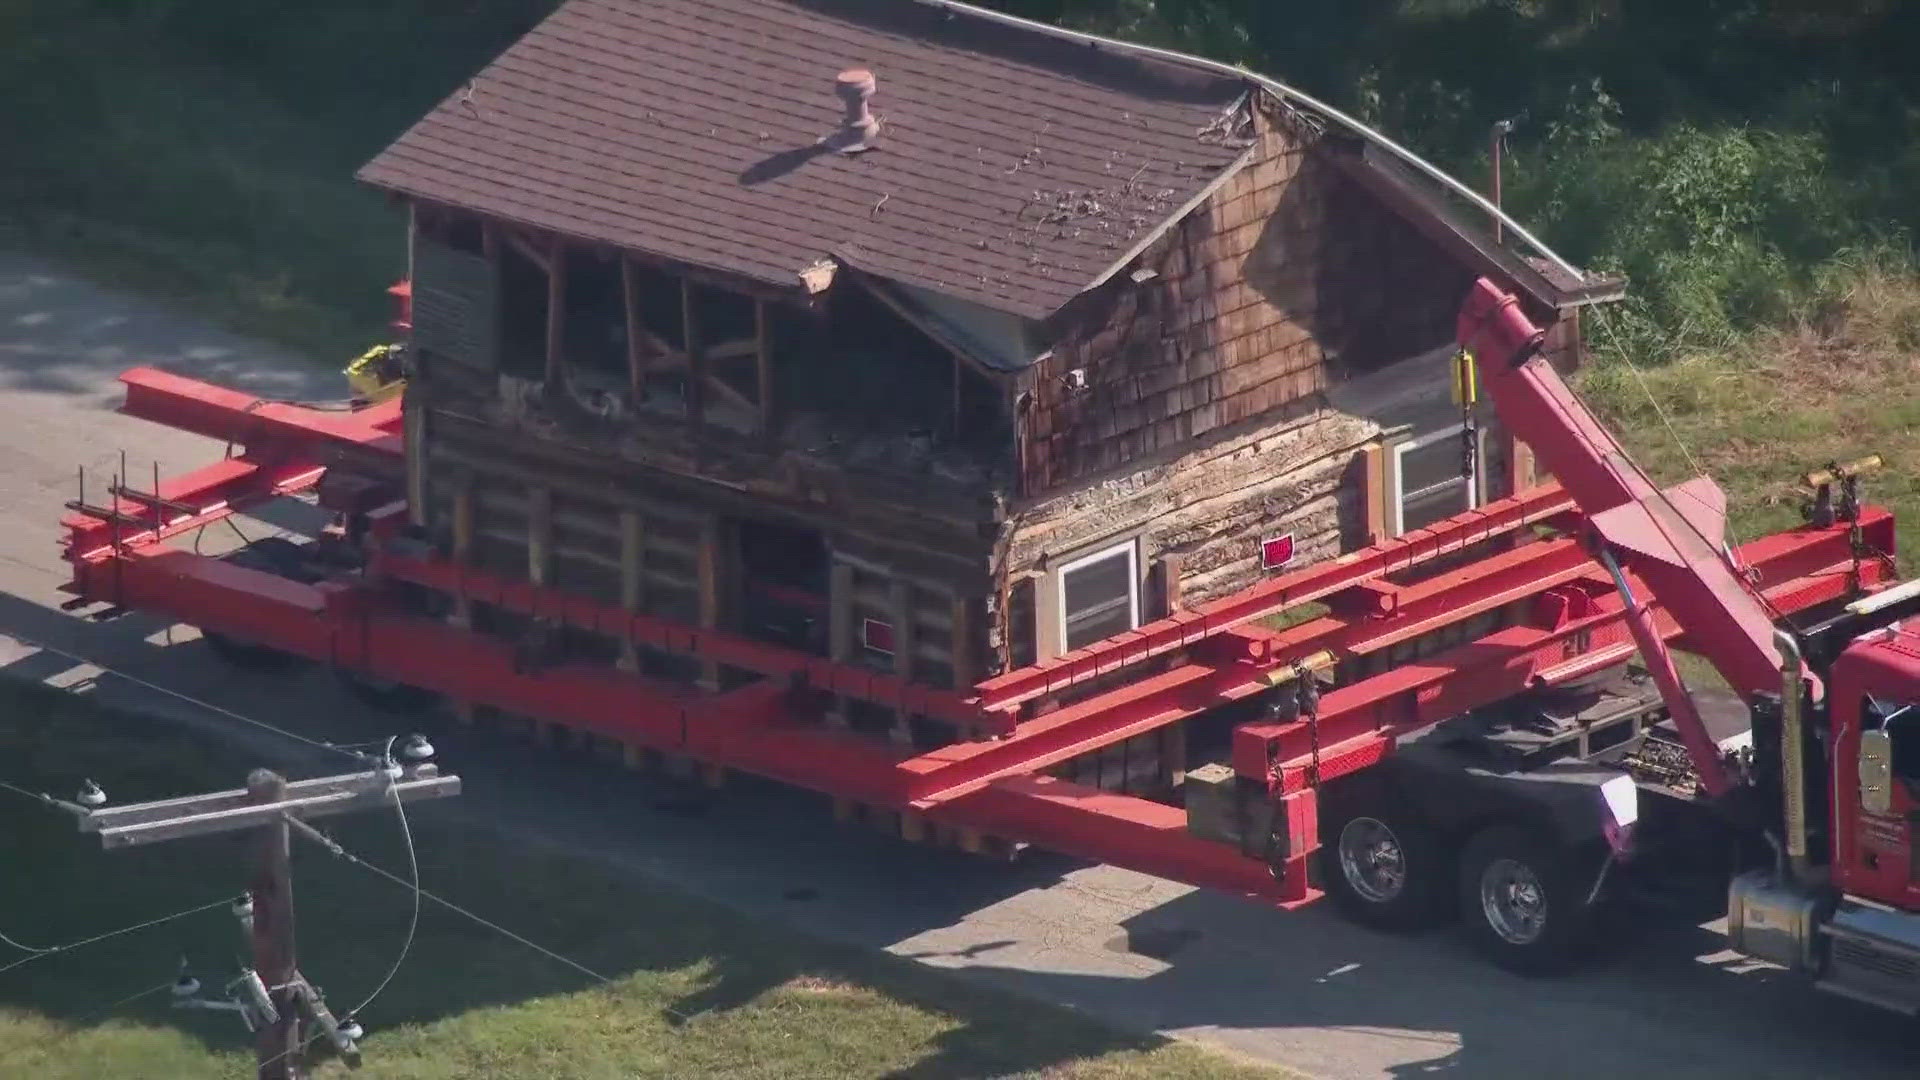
[373,548,1000,733]
[1236,508,1898,789]
[939,776,1318,906]
[119,367,404,448]
[897,530,1627,809]
[61,505,1889,911]
[63,454,329,563]
[974,483,1577,713]
[1462,280,1784,702]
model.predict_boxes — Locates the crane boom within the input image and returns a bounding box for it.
[1457,279,1789,796]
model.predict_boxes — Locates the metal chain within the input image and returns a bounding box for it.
[1298,664,1322,791]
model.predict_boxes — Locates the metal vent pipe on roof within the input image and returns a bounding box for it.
[833,68,879,153]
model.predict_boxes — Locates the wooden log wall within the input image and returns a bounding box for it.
[1003,344,1512,652]
[988,88,1513,662]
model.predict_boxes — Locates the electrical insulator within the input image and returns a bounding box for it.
[400,734,435,763]
[338,1014,365,1042]
[76,779,107,808]
[172,958,201,999]
[232,893,254,930]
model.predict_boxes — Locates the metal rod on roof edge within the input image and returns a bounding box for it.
[923,0,1585,282]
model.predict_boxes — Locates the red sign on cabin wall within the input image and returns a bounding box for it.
[1260,533,1296,571]
[861,618,896,655]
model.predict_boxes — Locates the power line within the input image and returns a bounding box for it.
[291,819,616,989]
[0,897,235,978]
[345,740,421,1019]
[0,631,370,764]
[1592,316,1804,628]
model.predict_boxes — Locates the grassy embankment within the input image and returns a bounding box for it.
[0,681,1278,1079]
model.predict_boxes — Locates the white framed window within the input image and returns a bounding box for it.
[1392,423,1487,534]
[1057,539,1139,652]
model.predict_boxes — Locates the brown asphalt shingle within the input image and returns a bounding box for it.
[358,0,1252,319]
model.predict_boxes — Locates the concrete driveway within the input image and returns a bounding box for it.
[2,252,1916,1079]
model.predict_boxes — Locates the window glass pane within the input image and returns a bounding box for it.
[1400,432,1468,494]
[1062,548,1134,650]
[1402,479,1470,532]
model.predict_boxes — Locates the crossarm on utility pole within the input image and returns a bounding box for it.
[80,759,458,1077]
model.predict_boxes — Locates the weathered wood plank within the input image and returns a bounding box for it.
[544,242,566,383]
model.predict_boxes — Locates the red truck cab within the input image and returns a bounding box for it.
[1832,618,1920,910]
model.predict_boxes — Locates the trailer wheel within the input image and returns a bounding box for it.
[337,668,438,715]
[201,629,298,671]
[198,538,312,670]
[1319,801,1452,930]
[1457,824,1596,976]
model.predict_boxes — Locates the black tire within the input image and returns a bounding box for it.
[199,538,314,670]
[1457,824,1599,976]
[201,628,298,671]
[1318,795,1454,931]
[337,668,439,715]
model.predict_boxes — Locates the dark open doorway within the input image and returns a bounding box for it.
[735,517,830,655]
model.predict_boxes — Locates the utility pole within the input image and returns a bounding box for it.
[69,740,459,1079]
[250,769,299,1079]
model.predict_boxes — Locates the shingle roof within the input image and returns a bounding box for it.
[357,0,1252,319]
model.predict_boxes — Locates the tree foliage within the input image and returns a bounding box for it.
[8,0,1915,359]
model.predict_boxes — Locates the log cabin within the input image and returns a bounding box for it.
[356,0,1622,759]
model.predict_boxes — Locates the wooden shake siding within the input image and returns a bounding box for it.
[1021,102,1318,494]
[1020,94,1474,497]
[1006,92,1494,617]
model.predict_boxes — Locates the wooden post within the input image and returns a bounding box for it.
[1160,721,1187,791]
[681,278,705,430]
[1034,568,1062,662]
[622,256,645,403]
[545,241,567,383]
[754,299,775,441]
[248,770,299,1080]
[1507,434,1536,494]
[696,513,721,690]
[403,400,428,530]
[450,478,475,629]
[887,577,916,745]
[528,486,553,588]
[951,353,962,437]
[1156,553,1185,618]
[950,594,977,693]
[1362,442,1389,543]
[618,509,644,672]
[826,559,854,727]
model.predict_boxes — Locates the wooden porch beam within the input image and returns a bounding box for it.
[503,228,552,274]
[545,241,567,383]
[704,373,755,416]
[622,256,644,402]
[696,513,721,689]
[528,486,553,588]
[618,508,645,673]
[682,278,706,429]
[754,300,775,441]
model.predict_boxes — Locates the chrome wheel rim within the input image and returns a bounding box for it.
[1337,816,1408,904]
[1480,857,1549,944]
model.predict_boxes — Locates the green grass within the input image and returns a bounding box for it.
[1577,250,1920,572]
[0,4,492,362]
[0,681,1282,1079]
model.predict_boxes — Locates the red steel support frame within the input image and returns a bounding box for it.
[57,369,1896,909]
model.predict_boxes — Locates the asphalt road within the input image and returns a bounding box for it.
[3,252,1917,1079]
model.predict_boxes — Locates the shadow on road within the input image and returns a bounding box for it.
[1,587,1917,1078]
[0,256,338,403]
